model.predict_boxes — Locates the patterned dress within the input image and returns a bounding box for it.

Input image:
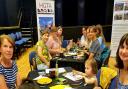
[35,40,50,70]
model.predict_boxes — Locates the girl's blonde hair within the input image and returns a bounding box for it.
[85,58,98,74]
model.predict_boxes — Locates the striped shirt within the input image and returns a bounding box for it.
[0,61,18,89]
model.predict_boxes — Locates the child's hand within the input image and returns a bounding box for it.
[83,76,87,83]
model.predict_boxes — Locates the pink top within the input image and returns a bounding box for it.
[46,36,61,57]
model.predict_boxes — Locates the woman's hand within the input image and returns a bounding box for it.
[93,87,102,89]
[46,62,50,67]
[56,48,63,53]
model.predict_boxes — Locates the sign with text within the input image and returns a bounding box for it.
[36,0,55,40]
[111,0,128,57]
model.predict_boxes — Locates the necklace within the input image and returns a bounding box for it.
[1,60,12,68]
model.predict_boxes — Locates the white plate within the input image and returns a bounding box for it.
[68,52,77,55]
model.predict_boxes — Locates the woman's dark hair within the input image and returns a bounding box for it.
[95,24,102,36]
[116,33,128,69]
[95,24,106,43]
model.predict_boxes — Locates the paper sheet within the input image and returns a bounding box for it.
[45,68,66,74]
[63,72,83,81]
[33,75,47,80]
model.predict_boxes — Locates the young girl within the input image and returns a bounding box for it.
[73,58,98,87]
[84,58,98,87]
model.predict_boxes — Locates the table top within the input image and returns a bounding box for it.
[51,56,85,63]
[27,67,94,89]
[50,53,88,72]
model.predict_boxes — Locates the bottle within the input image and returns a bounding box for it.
[55,60,59,78]
[77,38,80,47]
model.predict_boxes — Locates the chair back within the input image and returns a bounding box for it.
[29,51,37,71]
[96,67,117,89]
[62,40,69,48]
[100,47,111,66]
[18,32,22,38]
[15,32,21,40]
[9,33,16,41]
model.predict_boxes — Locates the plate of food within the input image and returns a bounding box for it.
[68,52,77,55]
[63,52,71,57]
[37,77,52,85]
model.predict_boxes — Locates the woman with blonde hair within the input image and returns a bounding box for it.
[57,26,63,43]
[95,24,106,49]
[46,26,63,57]
[79,26,92,49]
[0,34,21,89]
